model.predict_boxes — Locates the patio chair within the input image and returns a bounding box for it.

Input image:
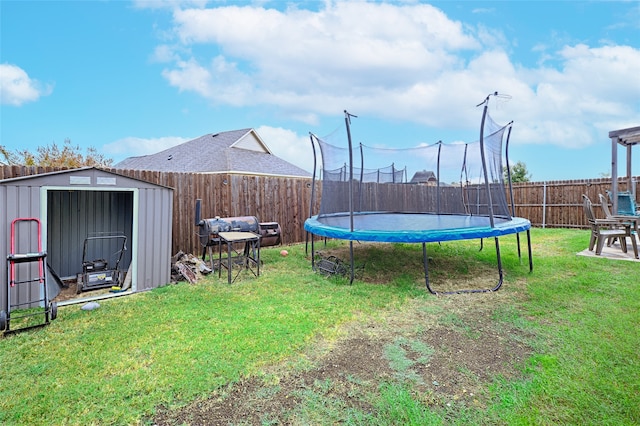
[598,193,621,247]
[606,190,640,216]
[582,194,638,258]
[598,194,640,246]
[600,192,640,242]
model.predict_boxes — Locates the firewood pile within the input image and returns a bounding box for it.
[171,251,213,283]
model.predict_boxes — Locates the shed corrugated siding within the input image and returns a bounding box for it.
[47,190,134,279]
[1,185,43,310]
[135,187,172,292]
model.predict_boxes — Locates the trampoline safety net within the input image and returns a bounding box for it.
[311,111,513,224]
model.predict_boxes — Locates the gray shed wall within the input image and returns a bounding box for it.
[1,168,173,311]
[136,186,173,292]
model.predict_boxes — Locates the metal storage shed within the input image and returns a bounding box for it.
[1,167,173,309]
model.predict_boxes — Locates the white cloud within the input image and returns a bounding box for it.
[102,136,189,163]
[511,44,640,147]
[162,2,479,116]
[0,64,52,106]
[153,2,640,150]
[162,58,212,97]
[151,44,181,63]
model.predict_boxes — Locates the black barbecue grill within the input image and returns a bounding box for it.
[194,200,281,267]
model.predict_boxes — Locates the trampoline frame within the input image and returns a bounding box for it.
[305,212,532,294]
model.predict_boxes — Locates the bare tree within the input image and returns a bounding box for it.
[0,145,18,165]
[5,139,113,167]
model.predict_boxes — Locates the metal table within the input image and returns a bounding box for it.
[218,232,260,284]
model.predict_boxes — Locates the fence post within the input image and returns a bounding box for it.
[542,181,547,228]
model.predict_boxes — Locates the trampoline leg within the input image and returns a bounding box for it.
[492,237,504,292]
[424,238,503,295]
[349,241,354,284]
[423,233,528,295]
[423,243,436,294]
[311,236,316,270]
[526,229,533,272]
[516,232,522,263]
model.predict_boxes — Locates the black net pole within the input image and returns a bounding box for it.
[504,124,522,261]
[306,133,318,256]
[478,93,496,227]
[345,111,355,232]
[461,144,470,214]
[344,110,357,284]
[504,123,515,219]
[436,142,442,214]
[359,143,364,212]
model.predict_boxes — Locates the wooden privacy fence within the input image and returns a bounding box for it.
[2,166,638,255]
[509,177,638,229]
[111,170,320,255]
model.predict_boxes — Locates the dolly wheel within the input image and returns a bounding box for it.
[0,310,7,331]
[50,302,58,321]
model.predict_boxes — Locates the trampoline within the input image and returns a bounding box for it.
[305,94,533,294]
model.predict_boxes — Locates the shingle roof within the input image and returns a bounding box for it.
[114,129,311,177]
[410,170,437,183]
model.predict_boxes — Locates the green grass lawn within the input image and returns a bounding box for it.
[0,228,638,425]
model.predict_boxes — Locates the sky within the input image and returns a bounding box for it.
[1,0,639,182]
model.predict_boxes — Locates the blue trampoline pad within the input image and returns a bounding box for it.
[304,212,531,243]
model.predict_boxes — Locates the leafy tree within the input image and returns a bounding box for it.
[2,139,112,167]
[503,161,531,183]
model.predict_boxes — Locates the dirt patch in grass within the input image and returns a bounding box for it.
[152,290,534,425]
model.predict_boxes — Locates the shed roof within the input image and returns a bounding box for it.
[114,129,311,177]
[0,167,173,190]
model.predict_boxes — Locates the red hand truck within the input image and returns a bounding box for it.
[1,218,57,335]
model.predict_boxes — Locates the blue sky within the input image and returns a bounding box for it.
[1,0,639,181]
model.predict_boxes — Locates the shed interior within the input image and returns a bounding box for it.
[45,189,134,302]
